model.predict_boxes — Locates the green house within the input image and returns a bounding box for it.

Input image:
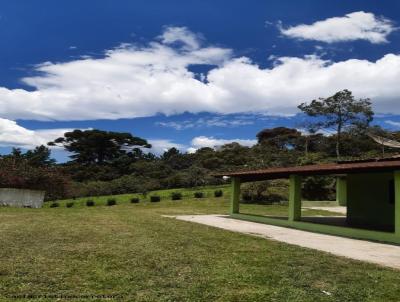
[217,159,400,244]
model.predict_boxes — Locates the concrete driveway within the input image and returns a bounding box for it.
[168,214,400,270]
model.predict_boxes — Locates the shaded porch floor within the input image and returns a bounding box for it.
[248,215,395,233]
[240,205,394,232]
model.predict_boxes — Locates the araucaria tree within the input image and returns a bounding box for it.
[298,89,374,160]
[48,129,151,164]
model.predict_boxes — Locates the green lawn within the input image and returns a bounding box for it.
[1,188,399,301]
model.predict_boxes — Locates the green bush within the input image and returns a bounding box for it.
[171,192,182,200]
[130,197,139,203]
[194,192,204,198]
[106,198,117,206]
[302,176,335,201]
[150,195,161,202]
[241,191,253,202]
[50,202,59,208]
[66,202,74,208]
[0,157,72,201]
[241,180,288,204]
[70,175,162,199]
[214,190,223,197]
[86,200,95,207]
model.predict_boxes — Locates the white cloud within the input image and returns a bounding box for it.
[0,26,400,121]
[0,118,257,154]
[279,11,396,43]
[156,115,254,130]
[0,119,186,154]
[156,121,193,131]
[206,54,400,115]
[148,136,258,154]
[0,118,73,149]
[159,26,202,50]
[385,120,400,128]
[297,127,334,136]
[0,27,232,121]
[147,139,187,154]
[191,136,257,150]
[187,147,197,154]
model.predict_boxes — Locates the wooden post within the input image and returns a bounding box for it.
[230,177,241,214]
[394,171,400,236]
[288,174,302,221]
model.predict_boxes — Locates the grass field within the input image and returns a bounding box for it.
[1,186,400,301]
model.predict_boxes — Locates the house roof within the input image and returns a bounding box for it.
[214,159,400,182]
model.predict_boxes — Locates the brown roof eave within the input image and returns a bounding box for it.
[214,160,400,182]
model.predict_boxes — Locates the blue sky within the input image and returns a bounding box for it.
[0,0,400,161]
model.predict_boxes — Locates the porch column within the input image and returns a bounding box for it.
[288,174,302,221]
[395,171,400,236]
[230,177,241,214]
[336,176,347,206]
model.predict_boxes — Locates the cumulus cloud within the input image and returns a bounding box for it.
[147,139,187,154]
[204,54,400,115]
[0,119,185,154]
[148,136,258,154]
[0,118,74,149]
[385,120,400,128]
[0,26,400,121]
[0,27,232,121]
[279,11,396,43]
[191,136,257,149]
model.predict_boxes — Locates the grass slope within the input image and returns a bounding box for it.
[1,188,399,301]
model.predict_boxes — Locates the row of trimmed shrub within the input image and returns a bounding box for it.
[49,189,224,208]
[170,190,223,200]
[50,197,126,208]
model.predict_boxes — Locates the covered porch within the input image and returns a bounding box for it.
[218,160,400,244]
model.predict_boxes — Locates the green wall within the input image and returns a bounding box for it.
[336,177,347,206]
[231,170,400,244]
[347,172,394,231]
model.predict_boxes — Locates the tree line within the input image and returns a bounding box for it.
[0,90,398,201]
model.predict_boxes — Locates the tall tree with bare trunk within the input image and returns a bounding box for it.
[298,89,374,160]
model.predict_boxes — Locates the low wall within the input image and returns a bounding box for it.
[0,188,45,208]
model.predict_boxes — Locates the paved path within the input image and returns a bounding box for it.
[304,206,346,215]
[169,214,400,269]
